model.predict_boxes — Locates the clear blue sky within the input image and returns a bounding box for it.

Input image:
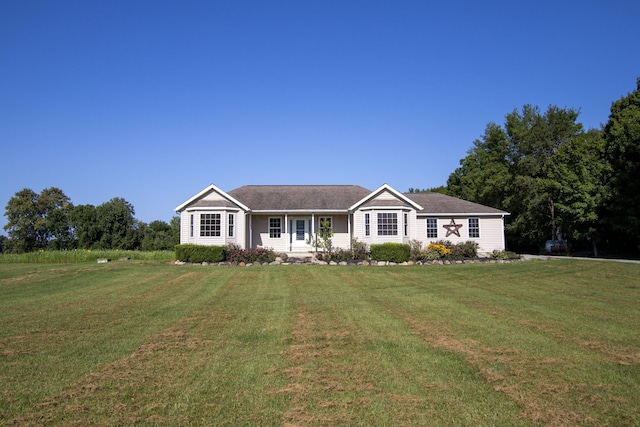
[1,0,639,235]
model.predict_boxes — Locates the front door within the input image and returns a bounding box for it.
[290,217,311,251]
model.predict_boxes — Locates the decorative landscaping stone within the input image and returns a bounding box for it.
[172,255,521,267]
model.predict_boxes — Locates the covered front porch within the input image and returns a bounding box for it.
[248,212,352,252]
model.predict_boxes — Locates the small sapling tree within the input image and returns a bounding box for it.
[307,218,334,253]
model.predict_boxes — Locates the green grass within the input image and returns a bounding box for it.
[0,249,174,263]
[0,260,638,425]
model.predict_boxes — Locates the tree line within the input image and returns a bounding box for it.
[438,78,639,256]
[1,189,179,253]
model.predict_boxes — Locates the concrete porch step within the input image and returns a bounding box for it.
[283,252,314,259]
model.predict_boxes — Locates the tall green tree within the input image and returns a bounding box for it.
[70,204,99,249]
[543,128,608,254]
[602,78,640,253]
[503,105,584,250]
[447,122,512,210]
[3,188,38,252]
[95,197,137,249]
[448,105,597,252]
[407,186,448,194]
[37,187,74,249]
[170,216,181,245]
[3,187,73,252]
[141,219,179,250]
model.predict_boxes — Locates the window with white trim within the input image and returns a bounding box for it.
[190,214,194,237]
[269,217,281,238]
[377,212,398,236]
[228,213,235,237]
[200,213,221,237]
[365,213,370,236]
[469,218,480,238]
[404,213,408,236]
[319,217,332,234]
[426,218,438,238]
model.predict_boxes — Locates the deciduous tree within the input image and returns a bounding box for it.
[95,197,137,249]
[602,78,640,253]
[3,187,73,252]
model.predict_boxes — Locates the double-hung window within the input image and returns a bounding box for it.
[365,213,370,236]
[469,218,480,238]
[228,214,235,237]
[319,217,332,234]
[269,217,282,238]
[426,218,438,238]
[190,214,194,237]
[377,212,398,236]
[404,213,408,236]
[200,213,221,237]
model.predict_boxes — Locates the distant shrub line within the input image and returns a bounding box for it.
[0,249,174,264]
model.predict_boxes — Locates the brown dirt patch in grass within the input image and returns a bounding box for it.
[275,306,378,426]
[7,311,230,426]
[400,314,614,426]
[405,317,594,425]
[519,319,640,366]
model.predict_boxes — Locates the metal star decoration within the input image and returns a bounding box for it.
[443,219,463,237]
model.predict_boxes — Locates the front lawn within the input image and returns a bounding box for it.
[0,260,638,425]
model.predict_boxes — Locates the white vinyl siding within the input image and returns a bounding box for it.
[322,214,349,249]
[415,216,506,255]
[179,210,244,247]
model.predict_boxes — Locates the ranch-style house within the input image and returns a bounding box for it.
[175,183,510,255]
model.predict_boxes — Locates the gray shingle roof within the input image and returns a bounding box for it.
[179,184,507,215]
[404,192,507,215]
[227,185,372,211]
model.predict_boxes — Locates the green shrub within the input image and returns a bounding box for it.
[350,238,369,260]
[458,240,479,258]
[409,240,424,261]
[317,249,352,262]
[370,242,411,263]
[424,249,441,260]
[223,244,277,263]
[431,240,479,259]
[174,244,225,263]
[428,243,452,258]
[315,239,369,262]
[449,245,466,260]
[491,250,521,260]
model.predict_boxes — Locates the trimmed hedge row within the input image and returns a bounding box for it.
[175,244,225,263]
[370,242,411,263]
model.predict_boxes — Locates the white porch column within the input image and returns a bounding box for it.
[248,213,252,249]
[284,213,289,251]
[348,212,352,249]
